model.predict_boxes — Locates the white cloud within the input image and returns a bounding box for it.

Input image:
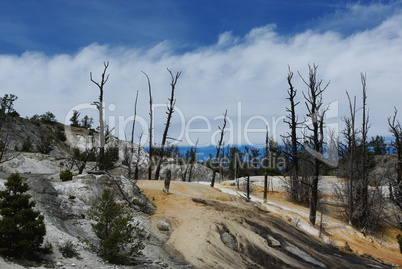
[1,10,402,146]
[312,1,402,34]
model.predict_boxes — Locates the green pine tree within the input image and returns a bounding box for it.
[87,188,144,264]
[69,110,81,127]
[21,136,33,152]
[36,135,54,154]
[0,173,46,259]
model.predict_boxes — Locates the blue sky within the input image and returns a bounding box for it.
[0,0,402,147]
[1,0,397,55]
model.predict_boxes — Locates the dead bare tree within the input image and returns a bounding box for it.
[344,91,358,224]
[69,144,96,174]
[283,66,303,203]
[337,74,372,233]
[357,73,371,232]
[263,127,269,202]
[336,74,385,235]
[299,64,329,225]
[134,131,144,182]
[211,110,228,188]
[128,90,139,179]
[154,69,181,180]
[219,145,226,182]
[245,147,251,200]
[388,107,402,210]
[337,87,366,227]
[163,169,171,194]
[142,71,153,180]
[90,62,110,171]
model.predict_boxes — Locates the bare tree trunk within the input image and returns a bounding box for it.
[245,147,251,200]
[78,147,95,174]
[163,169,171,194]
[155,69,181,180]
[388,107,402,210]
[211,110,228,187]
[182,166,188,182]
[142,71,153,180]
[128,90,139,179]
[299,64,329,225]
[360,73,370,231]
[345,91,357,224]
[90,62,110,171]
[284,66,301,202]
[134,132,144,181]
[337,73,373,231]
[263,127,269,203]
[219,146,225,182]
[235,157,239,189]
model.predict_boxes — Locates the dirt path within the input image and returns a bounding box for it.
[137,180,393,268]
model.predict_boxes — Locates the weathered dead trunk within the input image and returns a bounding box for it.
[134,132,143,181]
[246,147,251,201]
[388,107,402,210]
[90,62,110,171]
[211,110,228,188]
[142,71,153,180]
[360,73,370,231]
[345,91,357,224]
[283,66,301,203]
[155,69,181,180]
[263,128,269,203]
[299,64,329,225]
[163,169,171,194]
[128,90,139,179]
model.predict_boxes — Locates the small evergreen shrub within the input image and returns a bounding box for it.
[85,189,144,264]
[105,146,119,169]
[37,136,54,154]
[55,126,67,141]
[60,169,74,181]
[29,114,41,126]
[21,136,33,152]
[8,111,20,117]
[39,111,57,124]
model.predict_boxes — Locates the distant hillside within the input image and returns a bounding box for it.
[1,115,70,158]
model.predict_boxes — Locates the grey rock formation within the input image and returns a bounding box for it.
[220,232,237,250]
[157,220,171,232]
[0,172,193,268]
[266,234,281,248]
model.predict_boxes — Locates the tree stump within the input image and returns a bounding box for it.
[163,169,171,194]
